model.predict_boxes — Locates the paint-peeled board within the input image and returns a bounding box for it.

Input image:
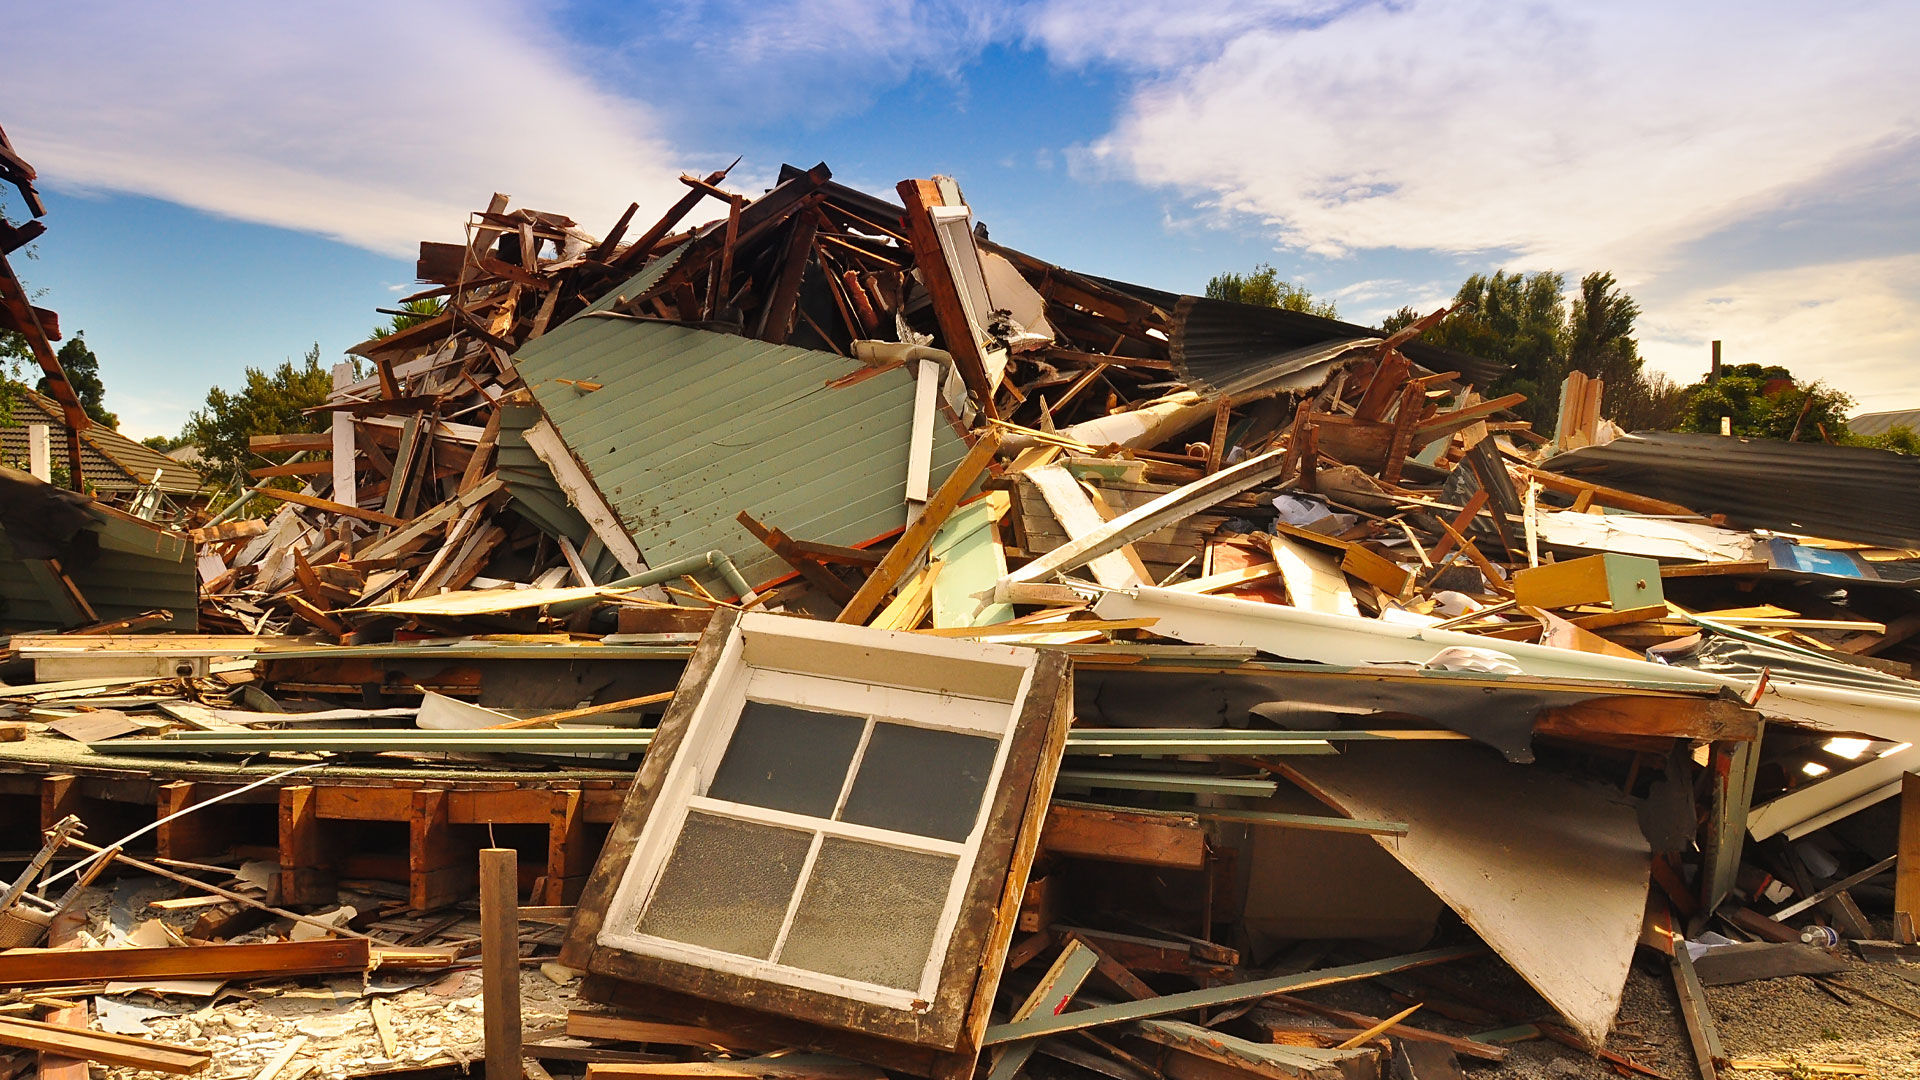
[1279,742,1650,1047]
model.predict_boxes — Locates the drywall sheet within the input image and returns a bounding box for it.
[1282,743,1650,1047]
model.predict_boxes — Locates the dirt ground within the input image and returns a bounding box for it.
[66,875,1920,1080]
[1304,949,1920,1080]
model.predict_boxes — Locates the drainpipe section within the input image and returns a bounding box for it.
[551,550,757,615]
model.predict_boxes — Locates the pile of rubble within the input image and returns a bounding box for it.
[4,148,1920,1080]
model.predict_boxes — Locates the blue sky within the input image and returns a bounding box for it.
[6,0,1918,440]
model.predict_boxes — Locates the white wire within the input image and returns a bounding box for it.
[41,760,330,887]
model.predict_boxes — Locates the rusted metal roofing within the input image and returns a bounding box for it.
[1544,432,1920,548]
[512,316,970,588]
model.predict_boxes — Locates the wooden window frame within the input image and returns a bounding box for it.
[564,608,1072,1069]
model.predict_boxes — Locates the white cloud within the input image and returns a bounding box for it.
[590,0,1012,126]
[1,1,690,257]
[1026,0,1345,71]
[1638,255,1920,412]
[1067,1,1920,274]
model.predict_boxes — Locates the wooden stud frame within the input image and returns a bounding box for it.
[564,608,1072,1069]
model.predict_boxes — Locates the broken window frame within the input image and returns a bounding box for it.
[597,666,1021,1010]
[564,607,1074,1058]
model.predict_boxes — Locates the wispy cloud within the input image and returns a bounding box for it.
[573,0,1014,128]
[2,1,690,257]
[1031,0,1920,404]
[1066,1,1920,271]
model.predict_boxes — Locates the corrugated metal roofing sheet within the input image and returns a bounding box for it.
[1544,432,1920,548]
[513,316,970,588]
[1070,281,1508,391]
[1848,408,1920,437]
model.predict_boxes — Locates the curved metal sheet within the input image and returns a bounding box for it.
[1545,432,1920,548]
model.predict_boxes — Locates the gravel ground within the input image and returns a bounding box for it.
[1295,950,1920,1080]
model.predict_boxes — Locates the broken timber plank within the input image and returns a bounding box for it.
[837,428,1002,625]
[999,450,1289,602]
[984,940,1097,1080]
[0,1017,208,1074]
[982,946,1481,1044]
[253,487,404,527]
[0,938,370,986]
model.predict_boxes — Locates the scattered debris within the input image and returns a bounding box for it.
[4,142,1920,1080]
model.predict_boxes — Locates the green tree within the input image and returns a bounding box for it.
[39,332,117,427]
[1675,364,1854,442]
[1382,270,1689,431]
[1387,270,1567,427]
[141,433,187,453]
[0,330,27,423]
[371,297,446,340]
[1205,264,1337,318]
[182,344,333,485]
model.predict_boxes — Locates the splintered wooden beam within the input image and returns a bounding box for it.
[1534,696,1761,743]
[896,178,997,419]
[738,511,856,604]
[983,945,1484,1044]
[254,487,405,527]
[837,428,1003,625]
[0,1017,209,1074]
[0,938,370,986]
[985,941,1098,1080]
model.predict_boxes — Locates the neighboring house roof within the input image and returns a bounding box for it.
[1848,408,1920,437]
[0,387,208,496]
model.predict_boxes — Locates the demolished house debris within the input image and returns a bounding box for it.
[4,137,1920,1080]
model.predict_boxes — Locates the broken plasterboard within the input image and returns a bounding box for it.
[1269,534,1359,617]
[1535,511,1755,564]
[1281,742,1651,1048]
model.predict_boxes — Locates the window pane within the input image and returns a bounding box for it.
[839,723,999,841]
[635,811,812,960]
[778,838,957,991]
[707,701,865,817]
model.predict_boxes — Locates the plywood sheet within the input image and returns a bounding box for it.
[1280,743,1649,1047]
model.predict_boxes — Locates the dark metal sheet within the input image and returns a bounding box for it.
[1544,432,1920,548]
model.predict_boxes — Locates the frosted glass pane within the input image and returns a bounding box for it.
[635,811,811,959]
[840,723,998,841]
[778,838,957,990]
[707,701,864,816]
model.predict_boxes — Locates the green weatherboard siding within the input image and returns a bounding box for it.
[514,316,969,590]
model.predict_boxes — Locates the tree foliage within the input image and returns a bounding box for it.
[39,333,117,427]
[1205,264,1337,318]
[1674,363,1854,442]
[371,297,446,340]
[1383,269,1685,431]
[182,344,333,485]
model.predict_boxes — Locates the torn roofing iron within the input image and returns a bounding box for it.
[1085,283,1509,392]
[1544,432,1920,548]
[513,317,969,588]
